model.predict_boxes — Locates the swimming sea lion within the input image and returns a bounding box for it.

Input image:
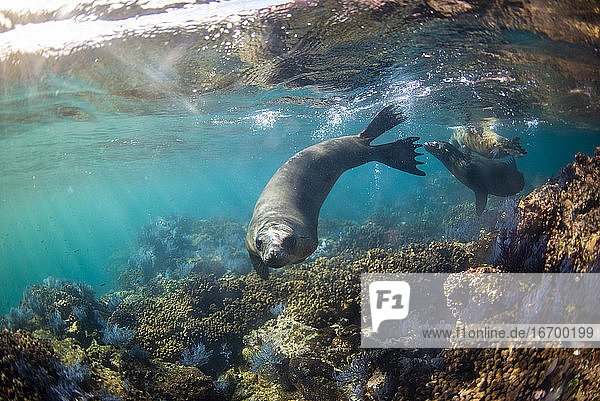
[424,141,524,215]
[450,126,527,159]
[246,106,426,278]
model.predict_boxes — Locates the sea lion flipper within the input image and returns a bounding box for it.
[372,137,426,176]
[475,190,488,215]
[358,105,407,144]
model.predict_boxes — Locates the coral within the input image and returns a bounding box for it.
[288,356,338,401]
[128,247,157,279]
[181,342,213,367]
[219,343,232,366]
[121,216,251,285]
[5,305,34,330]
[269,302,286,317]
[334,352,372,400]
[124,359,225,401]
[0,329,92,401]
[108,238,478,364]
[47,310,66,336]
[176,260,195,277]
[102,292,123,312]
[4,277,113,349]
[71,305,88,321]
[43,276,70,291]
[285,241,478,328]
[393,347,600,401]
[109,273,293,361]
[102,324,135,347]
[497,148,600,272]
[245,339,285,378]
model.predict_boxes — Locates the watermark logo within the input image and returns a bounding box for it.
[362,273,600,348]
[369,280,410,332]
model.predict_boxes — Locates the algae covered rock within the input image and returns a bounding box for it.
[127,360,225,401]
[0,329,92,401]
[400,348,600,401]
[498,148,600,272]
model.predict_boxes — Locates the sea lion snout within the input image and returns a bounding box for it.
[263,247,288,268]
[423,141,445,156]
[256,226,297,268]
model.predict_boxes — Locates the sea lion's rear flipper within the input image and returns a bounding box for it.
[475,190,488,215]
[249,253,270,279]
[359,105,407,144]
[372,137,426,176]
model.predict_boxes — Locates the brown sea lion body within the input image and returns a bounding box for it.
[246,106,425,278]
[424,141,524,215]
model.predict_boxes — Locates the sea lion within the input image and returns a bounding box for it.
[424,141,524,215]
[449,126,527,159]
[246,106,426,278]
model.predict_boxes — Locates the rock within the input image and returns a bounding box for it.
[512,148,600,272]
[427,0,474,16]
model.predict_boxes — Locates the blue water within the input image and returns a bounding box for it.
[1,1,599,315]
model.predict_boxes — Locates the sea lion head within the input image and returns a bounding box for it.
[246,220,317,280]
[423,141,465,168]
[254,223,298,268]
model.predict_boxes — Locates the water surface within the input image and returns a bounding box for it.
[1,0,599,313]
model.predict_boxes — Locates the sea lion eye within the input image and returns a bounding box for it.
[255,238,263,250]
[282,235,296,249]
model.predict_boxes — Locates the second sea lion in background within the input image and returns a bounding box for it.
[450,125,527,159]
[246,106,426,278]
[424,141,524,215]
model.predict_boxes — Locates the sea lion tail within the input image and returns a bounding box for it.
[372,137,426,176]
[358,105,407,144]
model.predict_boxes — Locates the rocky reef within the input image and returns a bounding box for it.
[3,148,600,400]
[494,147,600,273]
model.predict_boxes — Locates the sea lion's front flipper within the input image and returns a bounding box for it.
[358,105,407,144]
[372,137,426,176]
[475,190,488,215]
[249,253,270,279]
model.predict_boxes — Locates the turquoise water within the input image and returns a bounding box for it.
[1,0,599,315]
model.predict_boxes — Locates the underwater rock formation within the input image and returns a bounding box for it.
[4,145,600,400]
[0,329,91,401]
[118,216,251,287]
[396,347,600,401]
[495,148,600,272]
[109,273,293,361]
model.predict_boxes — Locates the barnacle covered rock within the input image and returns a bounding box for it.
[514,148,600,272]
[398,348,600,401]
[0,329,62,401]
[285,241,478,328]
[109,273,293,361]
